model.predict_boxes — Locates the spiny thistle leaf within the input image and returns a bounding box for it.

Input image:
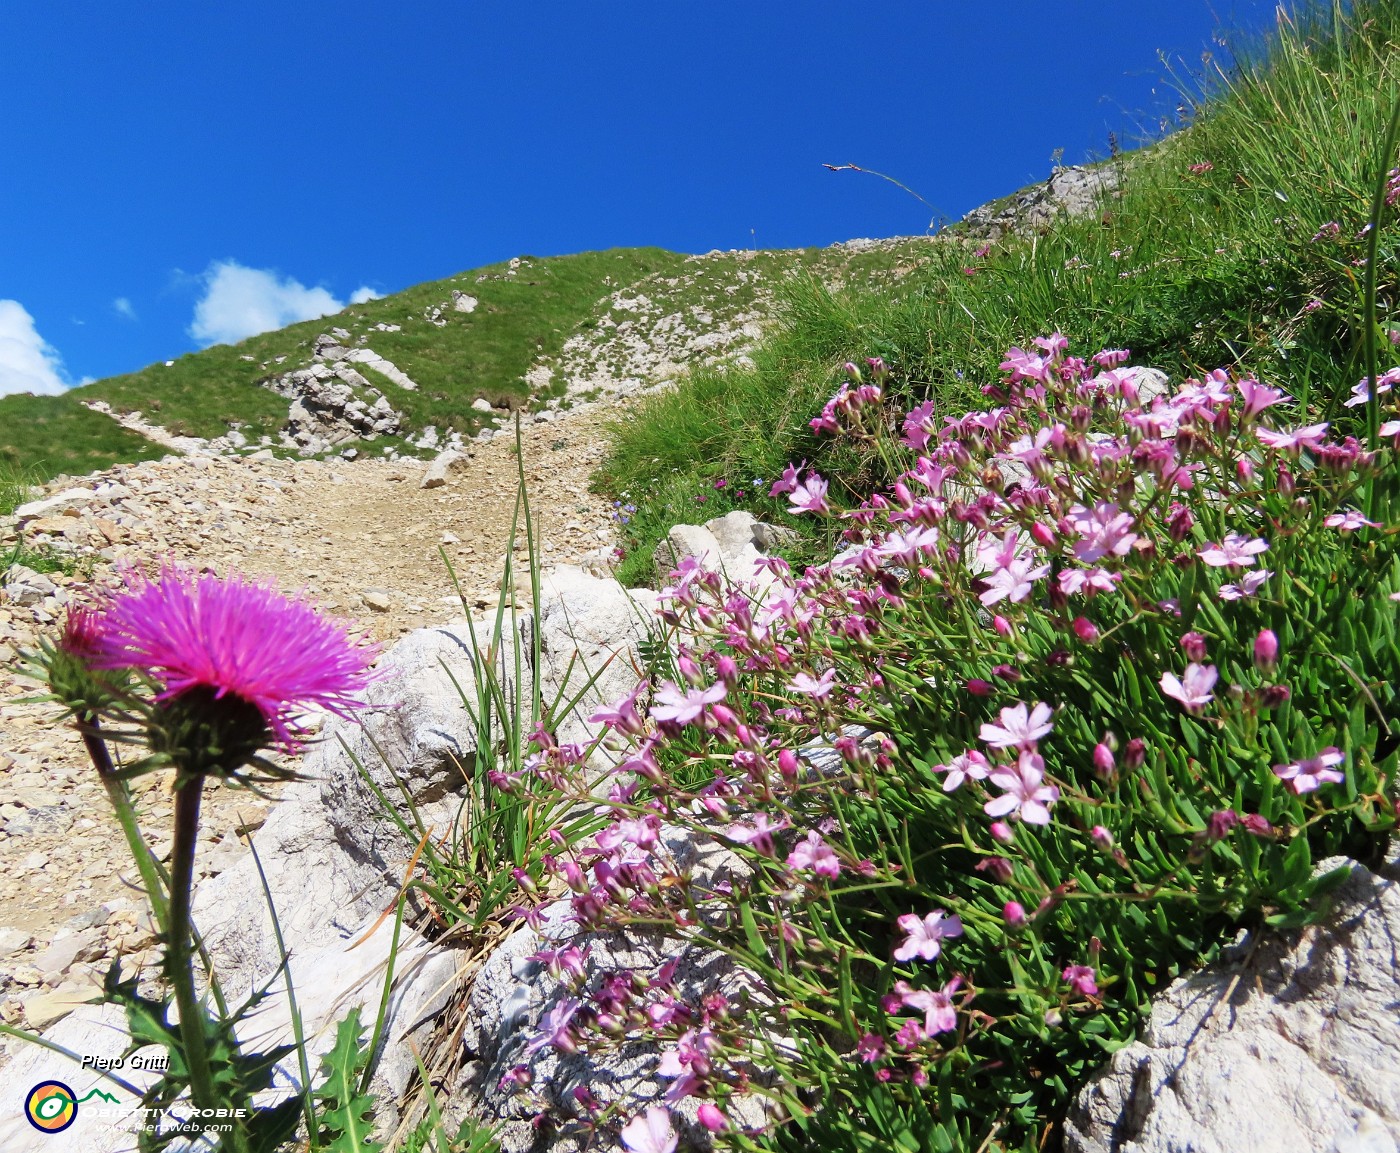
[314,1007,383,1153]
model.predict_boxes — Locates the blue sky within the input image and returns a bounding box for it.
[0,1,1277,396]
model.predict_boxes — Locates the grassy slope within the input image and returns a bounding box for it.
[0,248,690,484]
[0,239,941,487]
[599,0,1400,584]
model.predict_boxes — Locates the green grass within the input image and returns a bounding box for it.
[0,393,170,484]
[598,0,1400,582]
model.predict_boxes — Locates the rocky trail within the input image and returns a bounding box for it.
[0,404,625,1030]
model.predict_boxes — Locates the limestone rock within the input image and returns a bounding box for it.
[2,565,58,607]
[536,565,658,759]
[421,450,467,488]
[13,488,97,521]
[1065,852,1400,1153]
[961,164,1121,241]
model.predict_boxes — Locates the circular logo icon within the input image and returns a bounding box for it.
[25,1081,77,1134]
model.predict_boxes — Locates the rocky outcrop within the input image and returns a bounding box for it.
[1066,849,1400,1153]
[652,509,795,590]
[960,164,1121,241]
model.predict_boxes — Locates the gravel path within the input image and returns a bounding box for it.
[0,407,625,1029]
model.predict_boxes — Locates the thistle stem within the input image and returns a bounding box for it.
[79,715,169,937]
[168,778,219,1118]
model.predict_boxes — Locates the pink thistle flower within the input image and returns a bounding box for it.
[1274,748,1345,794]
[87,563,376,757]
[984,750,1059,825]
[980,701,1054,749]
[1198,534,1269,568]
[894,909,964,962]
[621,1106,678,1153]
[788,830,841,879]
[1160,663,1218,712]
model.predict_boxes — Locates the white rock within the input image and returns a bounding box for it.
[420,451,466,488]
[1066,852,1400,1153]
[14,488,97,521]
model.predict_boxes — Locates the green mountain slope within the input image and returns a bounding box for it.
[0,238,941,485]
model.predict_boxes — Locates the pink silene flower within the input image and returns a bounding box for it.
[788,472,831,515]
[1344,369,1400,408]
[788,830,841,878]
[856,1032,887,1062]
[902,400,937,450]
[934,749,990,792]
[524,997,583,1056]
[1380,420,1400,438]
[1059,567,1122,597]
[1198,533,1269,568]
[1160,663,1218,712]
[1325,509,1380,531]
[650,679,726,726]
[588,682,647,735]
[1218,569,1272,601]
[1255,422,1329,451]
[1235,377,1287,420]
[1274,748,1345,794]
[768,460,806,497]
[727,813,788,856]
[983,750,1059,825]
[1068,501,1137,563]
[1063,964,1100,998]
[787,668,837,699]
[895,977,962,1034]
[980,701,1054,749]
[894,909,964,963]
[979,557,1051,606]
[86,563,377,754]
[621,1105,678,1153]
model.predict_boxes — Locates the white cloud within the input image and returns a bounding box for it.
[0,300,71,397]
[113,297,138,321]
[188,260,345,346]
[349,286,381,304]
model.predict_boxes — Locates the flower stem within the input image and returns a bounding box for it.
[167,777,219,1117]
[79,715,169,937]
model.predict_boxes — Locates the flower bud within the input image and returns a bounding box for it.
[1236,457,1255,482]
[1167,503,1194,541]
[698,1104,729,1133]
[1072,616,1099,643]
[1181,631,1208,662]
[1262,684,1291,708]
[1002,900,1028,929]
[1090,825,1113,850]
[966,678,994,697]
[975,856,1014,882]
[1253,628,1278,673]
[993,615,1012,637]
[990,820,1014,844]
[1277,465,1295,496]
[1029,521,1056,549]
[1092,742,1116,779]
[1123,738,1146,769]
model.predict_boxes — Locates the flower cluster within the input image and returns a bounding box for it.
[501,336,1397,1149]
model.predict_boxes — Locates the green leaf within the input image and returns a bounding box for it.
[314,1008,383,1153]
